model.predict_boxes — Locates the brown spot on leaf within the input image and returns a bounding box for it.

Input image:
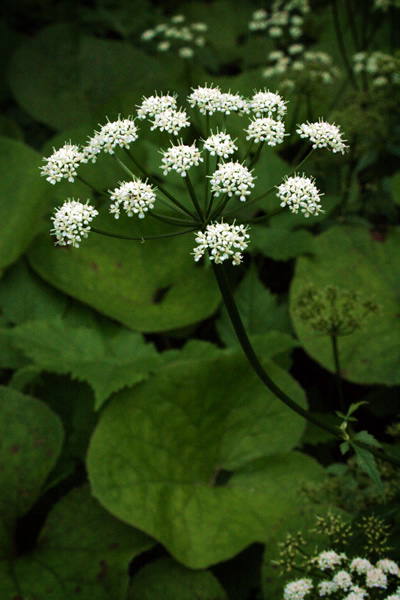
[9,444,20,454]
[90,261,99,271]
[96,559,108,583]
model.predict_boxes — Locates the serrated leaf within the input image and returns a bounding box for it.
[7,317,161,410]
[354,430,382,448]
[352,443,385,499]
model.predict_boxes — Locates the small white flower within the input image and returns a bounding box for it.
[318,580,338,596]
[276,174,323,217]
[41,143,84,184]
[150,108,190,135]
[191,22,208,32]
[160,141,203,177]
[141,29,156,41]
[179,46,194,58]
[249,90,287,119]
[269,26,284,37]
[283,578,313,600]
[288,43,304,55]
[84,117,138,162]
[51,199,98,248]
[171,14,185,24]
[109,180,156,219]
[245,117,286,145]
[316,550,347,571]
[193,221,250,265]
[203,132,238,158]
[376,559,400,576]
[296,119,348,154]
[217,92,249,114]
[157,40,171,51]
[350,558,373,575]
[365,567,388,588]
[386,593,400,600]
[333,571,352,590]
[209,162,255,202]
[137,94,177,119]
[187,84,223,115]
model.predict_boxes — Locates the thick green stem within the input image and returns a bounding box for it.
[331,333,346,414]
[212,261,400,468]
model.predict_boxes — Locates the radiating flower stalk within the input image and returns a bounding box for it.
[40,85,400,468]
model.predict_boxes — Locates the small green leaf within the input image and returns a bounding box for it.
[351,443,385,499]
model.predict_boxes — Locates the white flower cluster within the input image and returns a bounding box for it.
[140,14,208,58]
[246,117,286,145]
[209,162,255,202]
[284,552,400,600]
[160,141,203,177]
[84,117,139,162]
[297,120,348,154]
[109,180,156,219]
[188,85,248,115]
[137,94,177,119]
[193,222,250,265]
[203,132,238,157]
[353,51,400,86]
[41,143,84,184]
[276,174,323,217]
[249,90,288,118]
[150,108,190,135]
[263,48,340,90]
[51,199,98,248]
[249,0,310,38]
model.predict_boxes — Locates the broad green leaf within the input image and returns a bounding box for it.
[0,386,63,556]
[87,351,324,567]
[290,225,400,385]
[217,264,292,346]
[9,23,171,130]
[0,136,49,274]
[129,557,228,600]
[27,210,221,333]
[250,225,315,261]
[7,317,161,410]
[0,485,154,599]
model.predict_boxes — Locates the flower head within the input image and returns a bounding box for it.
[316,550,346,571]
[276,174,323,217]
[188,85,223,115]
[283,578,313,600]
[296,120,348,154]
[109,180,156,219]
[249,90,287,118]
[150,108,190,135]
[209,162,255,202]
[41,143,84,184]
[245,117,286,145]
[333,570,352,590]
[376,559,400,576]
[137,94,178,119]
[365,567,387,588]
[160,141,203,177]
[84,117,138,162]
[203,132,238,158]
[350,558,373,575]
[51,199,98,248]
[193,222,250,265]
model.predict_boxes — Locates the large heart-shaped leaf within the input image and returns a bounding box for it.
[87,350,325,567]
[290,225,400,385]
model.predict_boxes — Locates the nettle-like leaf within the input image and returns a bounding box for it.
[28,210,221,333]
[129,556,228,600]
[0,386,64,557]
[290,225,400,385]
[0,485,154,600]
[0,136,50,274]
[87,350,325,568]
[7,317,162,410]
[217,264,292,346]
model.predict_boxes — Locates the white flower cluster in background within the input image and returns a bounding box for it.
[50,199,98,247]
[283,552,400,600]
[42,85,347,262]
[249,0,310,38]
[353,51,400,86]
[373,0,400,9]
[140,13,208,59]
[193,222,250,265]
[263,48,340,91]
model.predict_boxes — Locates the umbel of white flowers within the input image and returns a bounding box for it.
[41,86,348,264]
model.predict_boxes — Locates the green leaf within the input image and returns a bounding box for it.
[27,211,221,333]
[7,317,162,410]
[250,225,315,261]
[351,442,385,499]
[0,386,64,556]
[129,557,228,600]
[290,225,400,385]
[0,485,155,599]
[217,264,292,346]
[87,350,325,568]
[0,136,49,274]
[9,23,172,130]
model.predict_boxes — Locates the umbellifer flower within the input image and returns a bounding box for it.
[296,119,348,154]
[150,108,190,135]
[249,90,287,119]
[283,578,313,600]
[193,221,250,265]
[51,199,98,247]
[137,94,178,119]
[109,180,156,219]
[209,161,255,202]
[160,141,203,176]
[187,84,223,115]
[84,117,139,162]
[245,117,286,145]
[276,174,323,217]
[41,143,84,184]
[203,132,238,158]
